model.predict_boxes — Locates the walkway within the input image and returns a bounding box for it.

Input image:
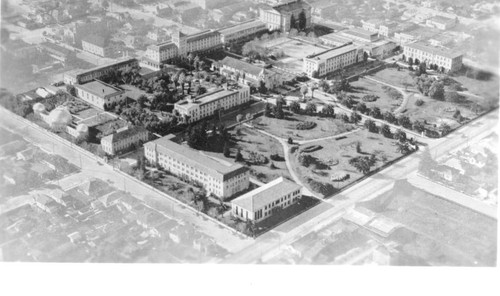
[243,123,319,198]
[364,76,412,114]
[295,128,361,145]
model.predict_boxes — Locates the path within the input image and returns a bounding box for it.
[364,76,412,114]
[295,128,361,145]
[242,123,318,198]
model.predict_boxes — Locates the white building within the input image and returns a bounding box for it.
[403,41,463,72]
[144,134,250,199]
[219,20,268,45]
[74,80,125,110]
[100,126,149,156]
[218,56,283,89]
[231,177,302,222]
[426,15,456,30]
[81,34,117,58]
[259,0,312,32]
[174,86,250,123]
[303,43,363,77]
[63,58,139,85]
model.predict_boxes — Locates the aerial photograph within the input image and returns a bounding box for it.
[0,0,498,273]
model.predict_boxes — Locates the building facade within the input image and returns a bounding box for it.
[63,58,139,85]
[74,80,125,110]
[100,126,149,156]
[303,43,363,77]
[174,86,251,123]
[403,42,463,72]
[259,0,312,32]
[81,34,117,57]
[426,16,456,30]
[218,56,283,89]
[219,20,268,45]
[144,134,250,198]
[231,177,302,223]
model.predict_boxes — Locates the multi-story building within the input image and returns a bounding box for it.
[303,43,363,77]
[403,42,463,72]
[218,56,283,89]
[393,26,439,45]
[378,22,400,38]
[144,134,250,198]
[144,29,222,69]
[340,28,380,43]
[100,125,149,156]
[231,177,302,222]
[81,34,117,57]
[259,0,312,32]
[361,19,384,34]
[174,85,251,123]
[426,15,456,30]
[219,20,268,45]
[319,33,354,47]
[74,80,125,110]
[63,58,139,85]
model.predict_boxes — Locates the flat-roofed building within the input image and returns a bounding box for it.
[319,33,353,47]
[100,125,149,156]
[403,41,463,72]
[144,134,250,198]
[259,0,312,32]
[218,56,282,89]
[303,43,363,77]
[340,28,380,43]
[81,34,118,57]
[63,58,139,85]
[378,22,400,38]
[219,20,268,45]
[426,15,456,30]
[144,29,222,69]
[394,26,439,45]
[231,177,302,222]
[174,86,250,123]
[361,19,384,34]
[74,80,125,110]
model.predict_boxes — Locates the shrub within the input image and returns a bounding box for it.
[362,95,378,102]
[306,177,335,196]
[270,154,284,161]
[301,145,322,153]
[296,121,316,130]
[415,98,424,106]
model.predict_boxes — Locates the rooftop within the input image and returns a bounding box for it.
[342,28,378,40]
[405,41,463,59]
[272,0,311,14]
[306,43,359,62]
[220,56,271,77]
[231,177,301,212]
[101,125,148,144]
[186,30,220,43]
[144,134,248,181]
[219,20,266,36]
[176,88,242,110]
[75,80,124,98]
[82,34,111,48]
[319,33,353,44]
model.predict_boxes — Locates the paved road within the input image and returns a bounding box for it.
[223,109,498,263]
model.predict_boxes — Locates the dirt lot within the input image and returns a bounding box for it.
[290,129,402,197]
[251,112,356,141]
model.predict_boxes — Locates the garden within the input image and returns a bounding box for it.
[346,77,404,112]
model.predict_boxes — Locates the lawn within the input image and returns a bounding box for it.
[453,74,499,102]
[250,111,356,141]
[290,129,402,197]
[204,126,292,183]
[347,78,403,112]
[369,67,415,89]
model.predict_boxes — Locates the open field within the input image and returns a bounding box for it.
[361,180,497,266]
[453,74,500,101]
[290,129,402,197]
[347,78,403,112]
[368,67,415,89]
[251,111,356,141]
[260,37,329,74]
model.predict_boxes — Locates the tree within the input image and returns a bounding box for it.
[408,57,413,66]
[429,80,445,101]
[298,10,307,31]
[440,123,451,136]
[290,101,301,114]
[66,85,77,96]
[341,114,350,123]
[264,103,272,117]
[364,119,378,133]
[235,149,244,162]
[380,124,392,138]
[275,102,285,119]
[349,156,376,175]
[288,137,293,144]
[394,129,407,142]
[383,111,397,124]
[412,120,426,134]
[397,115,412,129]
[305,102,316,114]
[258,80,267,94]
[223,142,230,157]
[396,141,413,155]
[290,14,297,30]
[300,85,308,99]
[322,104,335,117]
[369,106,382,119]
[356,141,362,153]
[350,111,361,124]
[137,94,147,108]
[356,102,368,114]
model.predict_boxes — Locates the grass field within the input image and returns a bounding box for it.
[453,75,500,101]
[347,78,403,112]
[290,129,402,197]
[251,111,356,141]
[369,67,415,89]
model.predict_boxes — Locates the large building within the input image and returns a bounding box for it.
[426,15,456,30]
[100,126,149,156]
[303,43,363,77]
[219,20,268,45]
[341,28,380,43]
[403,42,463,72]
[361,19,384,34]
[218,56,283,89]
[174,85,250,123]
[74,80,125,110]
[81,34,117,57]
[231,177,302,222]
[63,58,139,85]
[259,0,312,32]
[144,29,222,69]
[144,134,250,198]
